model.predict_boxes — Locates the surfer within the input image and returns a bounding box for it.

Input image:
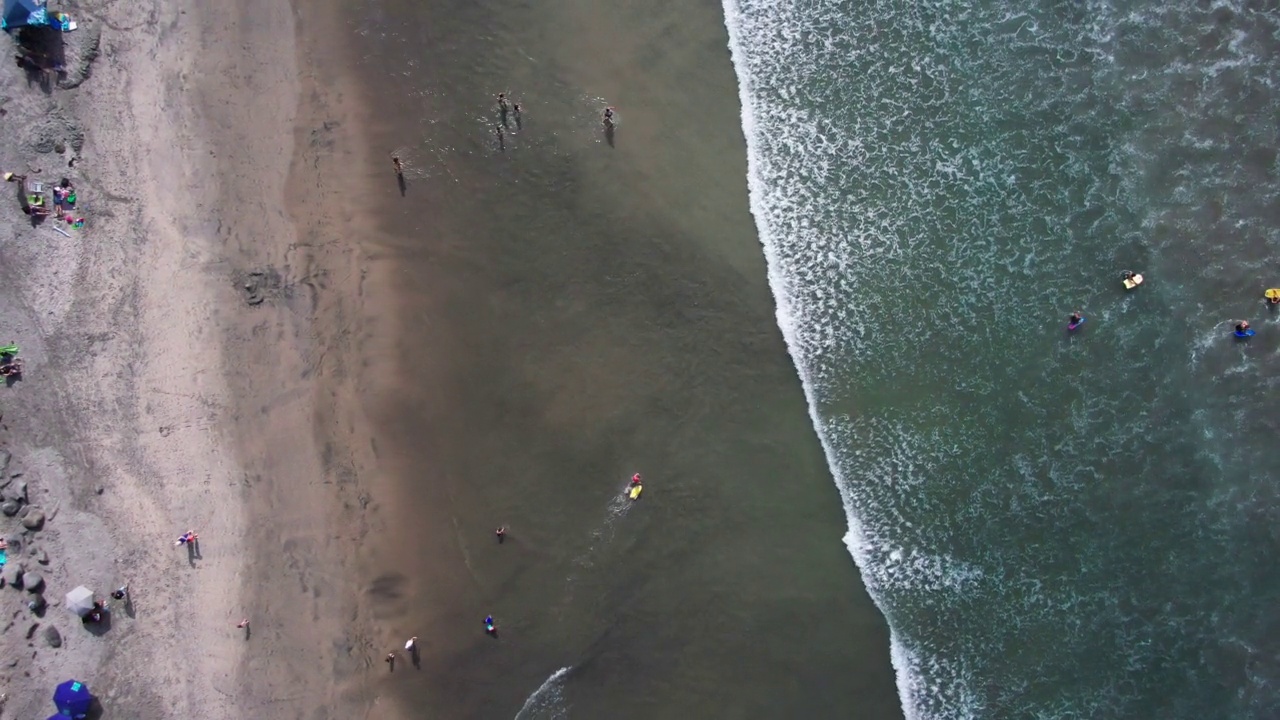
[1068,311,1084,330]
[1236,320,1251,334]
[1121,269,1143,290]
[602,106,615,128]
[1266,288,1280,306]
[631,473,641,486]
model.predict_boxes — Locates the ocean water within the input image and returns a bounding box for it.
[723,0,1280,717]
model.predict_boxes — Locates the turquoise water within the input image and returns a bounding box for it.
[724,0,1280,717]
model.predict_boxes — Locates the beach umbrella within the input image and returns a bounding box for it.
[64,586,95,617]
[52,679,93,717]
[2,0,47,30]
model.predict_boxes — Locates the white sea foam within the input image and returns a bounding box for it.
[720,3,925,716]
[513,666,573,720]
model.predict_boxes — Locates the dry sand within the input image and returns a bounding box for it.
[0,0,402,717]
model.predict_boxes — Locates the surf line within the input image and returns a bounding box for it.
[513,666,575,720]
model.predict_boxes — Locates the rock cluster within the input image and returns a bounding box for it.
[1,448,66,656]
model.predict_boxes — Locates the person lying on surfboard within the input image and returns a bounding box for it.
[631,473,642,486]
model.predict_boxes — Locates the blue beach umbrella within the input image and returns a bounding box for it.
[52,679,93,718]
[2,0,48,30]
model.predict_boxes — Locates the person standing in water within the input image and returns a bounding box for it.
[602,106,615,128]
[391,156,403,177]
[497,93,510,125]
[512,103,522,129]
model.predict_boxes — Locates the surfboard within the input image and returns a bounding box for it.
[1068,318,1085,331]
[1123,274,1144,290]
[1235,329,1255,338]
[629,485,643,500]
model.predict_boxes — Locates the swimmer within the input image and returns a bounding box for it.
[495,526,506,544]
[1236,320,1251,333]
[1121,270,1135,280]
[1267,290,1280,306]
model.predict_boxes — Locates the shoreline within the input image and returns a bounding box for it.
[0,0,395,717]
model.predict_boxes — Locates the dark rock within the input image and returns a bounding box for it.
[31,547,49,565]
[95,486,104,495]
[1,562,24,587]
[1,480,27,503]
[43,625,61,648]
[26,622,39,640]
[20,508,44,530]
[0,448,10,477]
[1,501,17,517]
[22,572,43,592]
[28,593,46,613]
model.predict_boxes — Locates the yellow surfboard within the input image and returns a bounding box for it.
[1265,288,1280,301]
[629,484,643,500]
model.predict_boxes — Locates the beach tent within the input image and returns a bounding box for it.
[64,586,95,617]
[2,0,48,30]
[52,679,93,718]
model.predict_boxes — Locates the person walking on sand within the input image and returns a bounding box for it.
[385,652,397,670]
[405,636,417,653]
[111,584,129,601]
[174,530,198,547]
[237,618,250,629]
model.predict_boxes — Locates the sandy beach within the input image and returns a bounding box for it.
[0,0,394,717]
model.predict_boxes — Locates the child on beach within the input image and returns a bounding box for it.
[174,530,198,547]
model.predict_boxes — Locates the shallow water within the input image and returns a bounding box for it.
[346,0,902,716]
[724,0,1280,716]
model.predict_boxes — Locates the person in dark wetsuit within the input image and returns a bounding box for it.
[497,93,510,125]
[1068,311,1083,329]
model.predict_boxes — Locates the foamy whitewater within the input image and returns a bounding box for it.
[723,0,1280,717]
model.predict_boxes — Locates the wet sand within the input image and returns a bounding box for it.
[344,0,904,716]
